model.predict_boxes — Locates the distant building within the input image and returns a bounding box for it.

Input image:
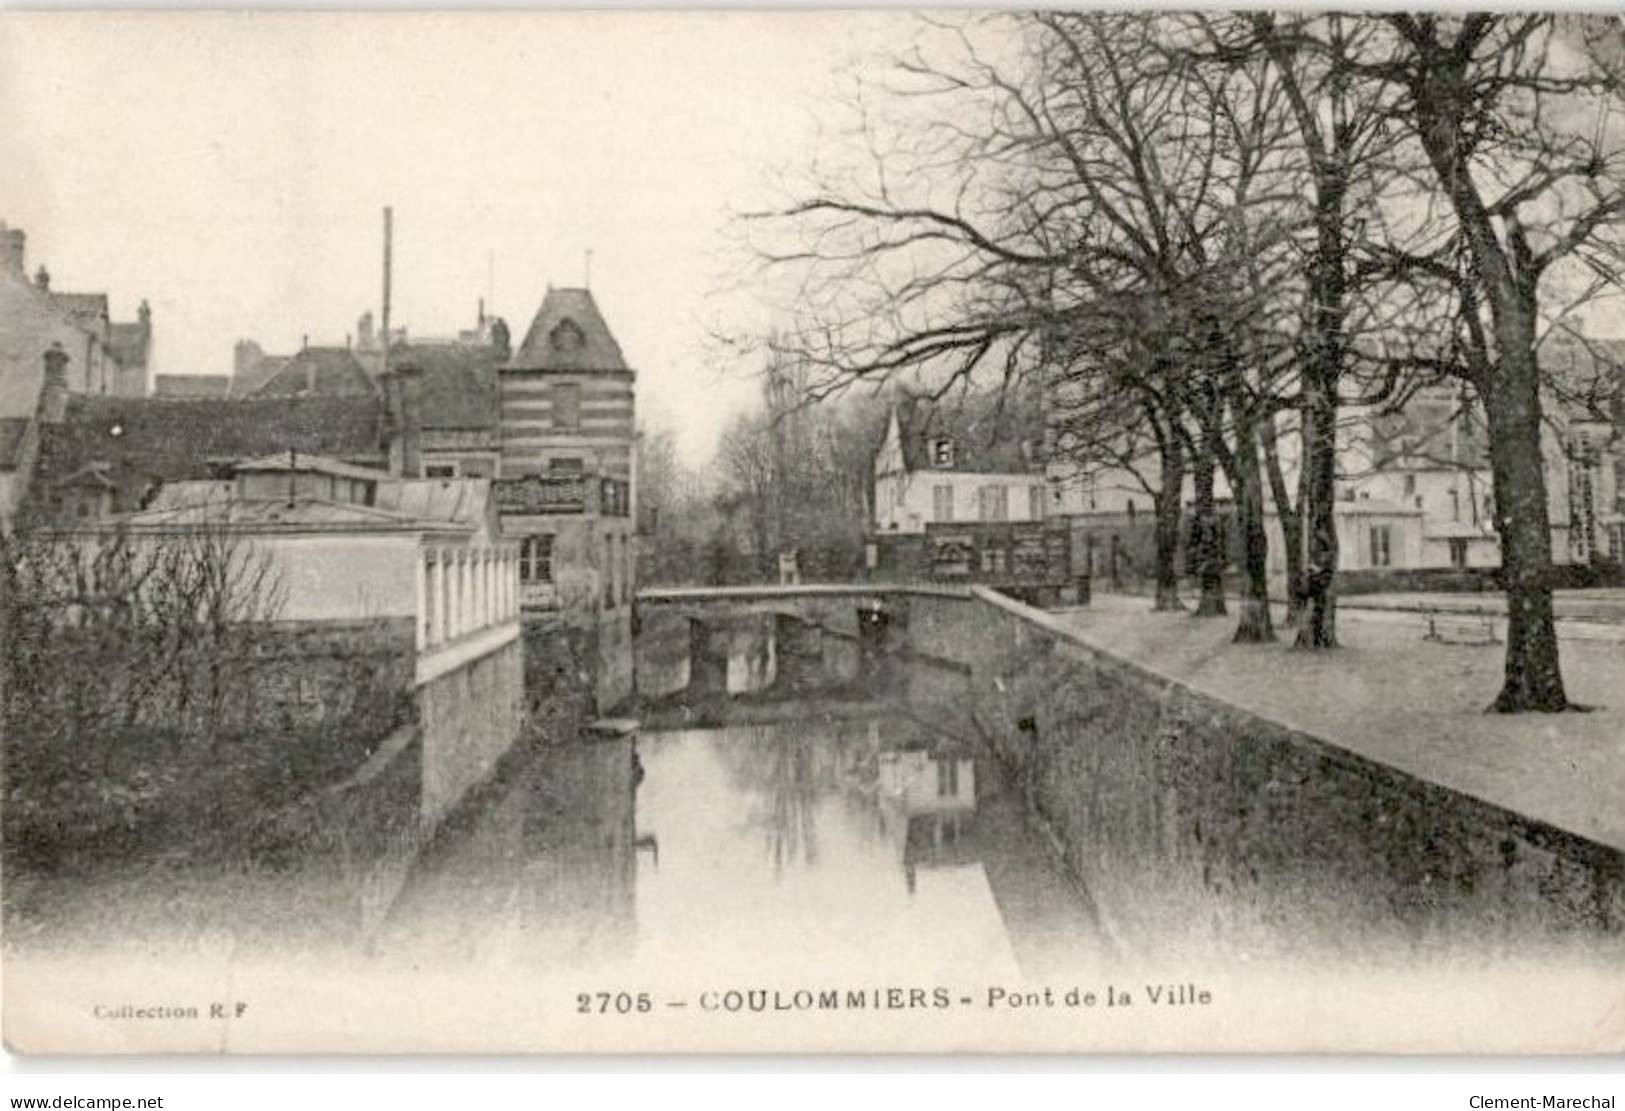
[2,222,157,528]
[495,286,636,710]
[873,393,1047,534]
[48,451,518,739]
[868,392,1072,600]
[27,391,387,524]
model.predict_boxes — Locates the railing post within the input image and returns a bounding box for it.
[450,548,464,639]
[459,547,471,637]
[422,545,435,649]
[482,547,494,629]
[431,548,445,648]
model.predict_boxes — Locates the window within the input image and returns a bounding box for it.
[1370,525,1392,568]
[548,456,584,474]
[1449,538,1469,568]
[933,484,954,522]
[932,438,955,467]
[604,535,616,608]
[980,545,1007,575]
[936,758,959,798]
[978,484,1008,522]
[1028,485,1045,521]
[424,464,456,479]
[519,535,553,582]
[553,383,582,431]
[1403,473,1416,497]
[461,458,493,478]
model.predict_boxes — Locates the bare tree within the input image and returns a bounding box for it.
[1351,14,1625,711]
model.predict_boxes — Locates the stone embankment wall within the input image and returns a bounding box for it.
[902,588,1625,961]
[416,637,524,825]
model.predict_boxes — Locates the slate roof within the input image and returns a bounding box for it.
[508,288,629,373]
[893,391,1044,474]
[46,291,108,331]
[112,496,464,534]
[32,394,386,513]
[392,343,503,430]
[234,452,389,481]
[251,346,377,399]
[374,477,493,531]
[229,355,292,398]
[154,374,232,399]
[108,322,151,370]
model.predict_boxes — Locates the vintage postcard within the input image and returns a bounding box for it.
[1,10,1623,1055]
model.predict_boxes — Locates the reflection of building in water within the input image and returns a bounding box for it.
[878,749,979,893]
[518,735,639,968]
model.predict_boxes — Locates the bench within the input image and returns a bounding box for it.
[1421,609,1500,646]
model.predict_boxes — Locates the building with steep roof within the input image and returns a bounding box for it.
[869,390,1073,598]
[251,345,376,399]
[501,287,635,483]
[873,391,1048,535]
[494,285,637,709]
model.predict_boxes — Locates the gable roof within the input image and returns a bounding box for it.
[252,346,376,399]
[892,391,1044,474]
[229,354,292,398]
[46,291,108,331]
[393,343,503,430]
[508,287,629,373]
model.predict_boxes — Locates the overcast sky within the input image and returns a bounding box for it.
[0,11,907,465]
[3,12,1622,467]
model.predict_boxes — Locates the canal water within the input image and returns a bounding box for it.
[379,708,1110,986]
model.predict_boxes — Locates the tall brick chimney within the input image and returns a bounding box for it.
[0,223,24,277]
[39,343,69,423]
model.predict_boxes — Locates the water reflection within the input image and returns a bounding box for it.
[381,711,1107,983]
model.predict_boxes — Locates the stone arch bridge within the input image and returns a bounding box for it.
[632,583,968,700]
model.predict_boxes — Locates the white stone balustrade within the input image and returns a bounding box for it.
[416,542,522,655]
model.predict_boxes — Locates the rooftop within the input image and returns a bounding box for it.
[892,390,1044,474]
[508,287,629,373]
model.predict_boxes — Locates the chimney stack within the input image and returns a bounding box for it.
[397,361,423,478]
[138,298,151,328]
[39,343,69,423]
[34,264,50,291]
[380,365,423,477]
[1,224,24,276]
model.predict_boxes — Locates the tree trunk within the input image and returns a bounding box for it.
[1152,434,1186,611]
[1224,401,1275,644]
[1482,360,1569,713]
[1295,374,1341,649]
[1190,448,1226,616]
[1260,414,1303,625]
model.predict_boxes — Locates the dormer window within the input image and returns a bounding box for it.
[550,319,585,354]
[932,438,955,467]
